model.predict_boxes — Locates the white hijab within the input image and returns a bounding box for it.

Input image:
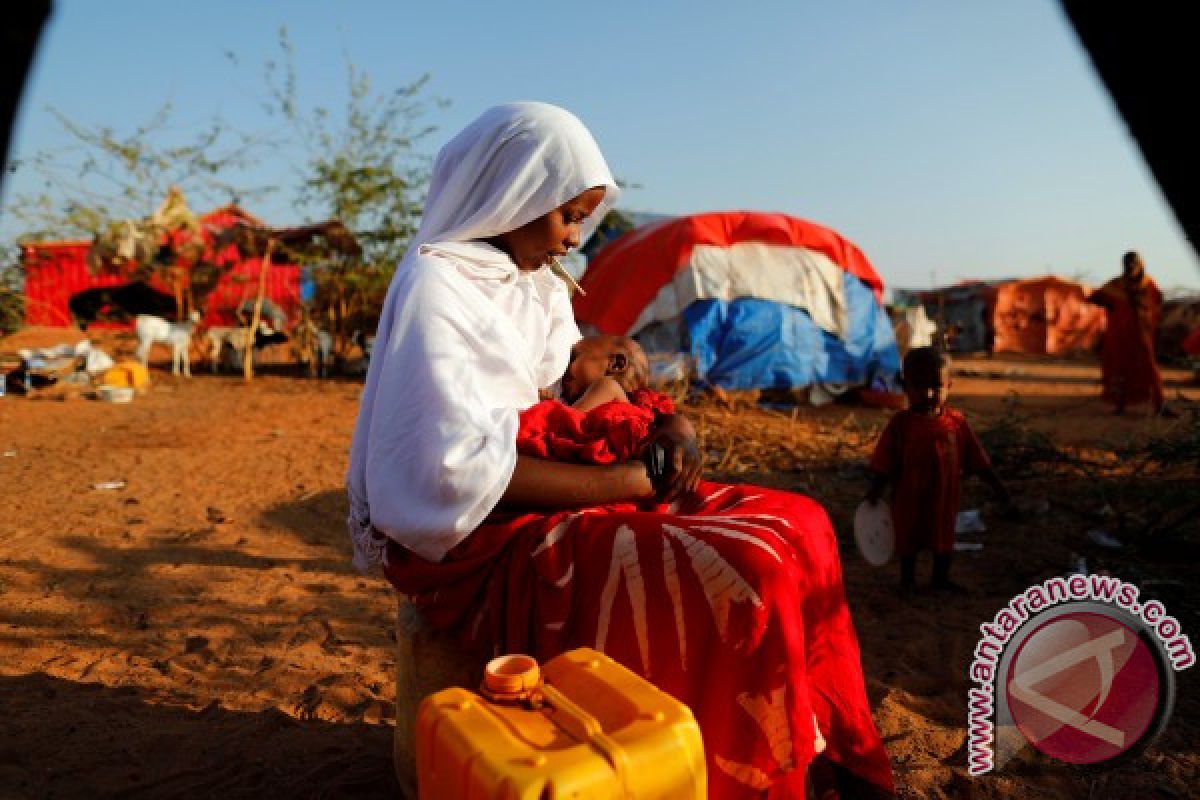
[347,102,618,568]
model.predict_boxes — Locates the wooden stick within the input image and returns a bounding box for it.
[243,239,274,382]
[549,257,586,296]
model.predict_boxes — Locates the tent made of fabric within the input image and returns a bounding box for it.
[573,211,899,391]
[992,276,1106,355]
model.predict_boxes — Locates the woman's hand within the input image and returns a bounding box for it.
[649,413,702,502]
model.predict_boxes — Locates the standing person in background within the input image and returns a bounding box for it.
[1088,251,1175,417]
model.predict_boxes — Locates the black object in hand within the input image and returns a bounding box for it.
[644,442,670,485]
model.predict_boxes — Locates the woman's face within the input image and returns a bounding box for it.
[490,186,606,270]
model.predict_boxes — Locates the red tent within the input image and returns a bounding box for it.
[22,205,303,329]
[574,211,884,337]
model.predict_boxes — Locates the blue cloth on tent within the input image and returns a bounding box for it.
[684,274,900,390]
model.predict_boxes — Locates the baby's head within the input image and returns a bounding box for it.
[902,346,951,415]
[561,334,650,402]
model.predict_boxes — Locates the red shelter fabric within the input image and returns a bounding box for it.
[20,205,302,329]
[868,408,991,557]
[1088,276,1165,408]
[574,211,885,336]
[385,394,894,798]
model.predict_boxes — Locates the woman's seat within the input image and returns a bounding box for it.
[393,596,486,799]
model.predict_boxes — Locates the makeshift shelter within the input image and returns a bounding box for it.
[894,277,1106,356]
[991,276,1106,355]
[1159,294,1200,359]
[892,282,998,353]
[573,211,900,392]
[21,204,304,329]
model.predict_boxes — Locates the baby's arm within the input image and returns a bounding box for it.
[571,375,630,412]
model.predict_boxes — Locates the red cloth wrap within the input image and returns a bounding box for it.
[385,391,894,798]
[868,407,991,556]
[515,389,674,465]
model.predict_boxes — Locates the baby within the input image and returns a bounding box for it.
[866,346,1011,593]
[559,334,651,410]
[520,334,684,493]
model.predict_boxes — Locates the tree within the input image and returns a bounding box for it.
[251,29,446,358]
[4,102,266,243]
[2,101,270,324]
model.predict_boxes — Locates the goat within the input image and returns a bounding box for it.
[351,329,377,361]
[205,323,290,373]
[135,312,201,376]
[291,319,334,378]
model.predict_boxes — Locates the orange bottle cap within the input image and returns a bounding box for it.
[484,654,541,697]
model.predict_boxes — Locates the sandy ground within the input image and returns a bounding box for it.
[1,328,1198,798]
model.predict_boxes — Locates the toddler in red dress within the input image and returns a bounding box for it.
[866,347,1010,593]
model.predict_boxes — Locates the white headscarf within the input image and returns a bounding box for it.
[347,102,618,568]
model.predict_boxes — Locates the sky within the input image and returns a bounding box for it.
[4,0,1198,292]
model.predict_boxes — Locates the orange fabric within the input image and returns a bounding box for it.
[868,408,991,557]
[992,277,1106,355]
[1089,276,1164,408]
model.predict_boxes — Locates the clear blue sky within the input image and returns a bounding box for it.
[5,0,1198,291]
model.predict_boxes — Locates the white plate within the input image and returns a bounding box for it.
[854,500,895,566]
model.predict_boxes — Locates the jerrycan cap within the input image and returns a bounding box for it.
[483,654,541,700]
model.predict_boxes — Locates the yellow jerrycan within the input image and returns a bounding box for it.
[416,648,706,799]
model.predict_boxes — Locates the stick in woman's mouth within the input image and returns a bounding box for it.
[549,257,586,296]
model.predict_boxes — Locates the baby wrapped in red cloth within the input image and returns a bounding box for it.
[385,335,894,798]
[518,334,677,472]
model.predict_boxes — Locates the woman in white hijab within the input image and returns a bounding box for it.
[348,103,893,799]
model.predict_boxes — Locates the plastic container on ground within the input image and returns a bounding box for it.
[416,647,706,799]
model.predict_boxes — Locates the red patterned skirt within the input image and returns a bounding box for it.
[384,482,894,798]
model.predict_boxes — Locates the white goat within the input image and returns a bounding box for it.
[135,312,201,377]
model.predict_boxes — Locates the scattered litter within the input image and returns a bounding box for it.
[101,362,150,391]
[1087,528,1123,549]
[92,480,127,491]
[1,450,16,458]
[97,385,135,404]
[84,347,115,376]
[954,541,984,553]
[955,509,987,535]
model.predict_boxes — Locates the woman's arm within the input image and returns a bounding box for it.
[501,455,655,509]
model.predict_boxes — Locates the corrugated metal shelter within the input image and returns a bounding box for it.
[22,205,303,329]
[893,282,999,353]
